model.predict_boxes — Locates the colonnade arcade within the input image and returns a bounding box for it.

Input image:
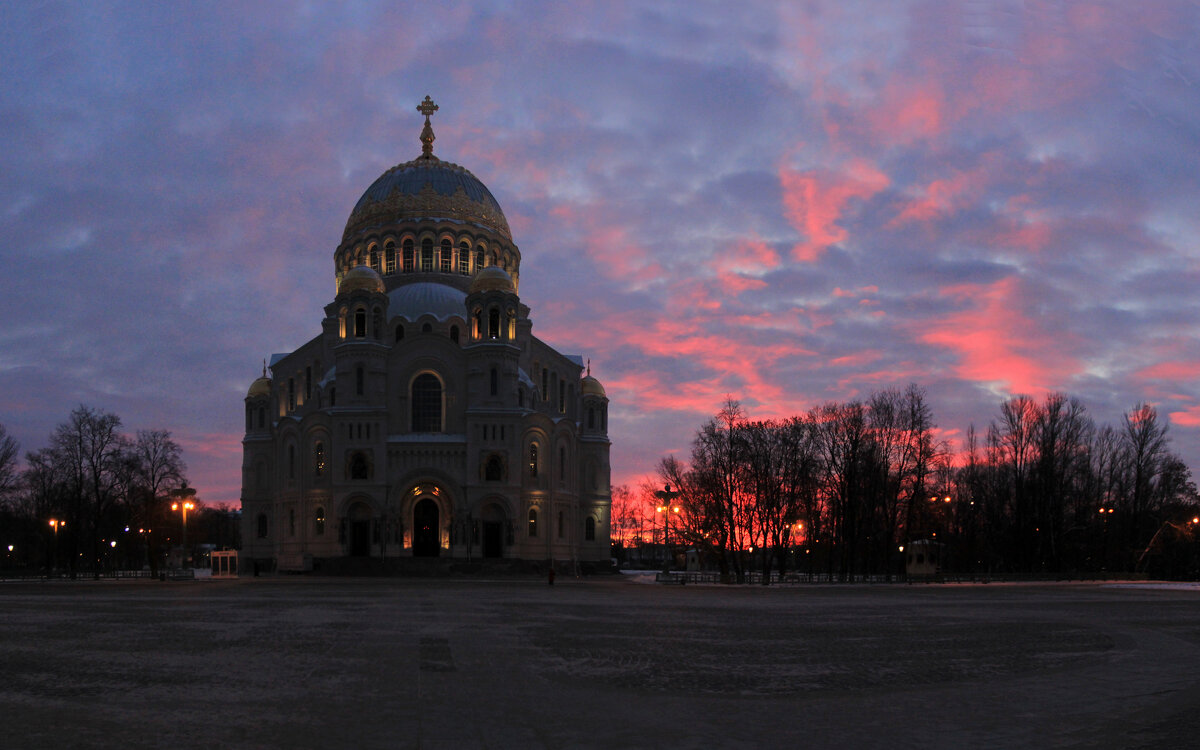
[335,233,520,291]
[336,482,512,559]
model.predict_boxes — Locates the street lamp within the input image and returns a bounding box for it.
[48,519,64,575]
[654,484,681,574]
[170,484,197,569]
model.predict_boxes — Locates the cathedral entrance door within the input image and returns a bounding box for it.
[482,522,503,558]
[348,501,372,557]
[480,502,505,558]
[412,498,440,557]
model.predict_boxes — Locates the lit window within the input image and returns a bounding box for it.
[529,444,538,477]
[403,239,414,271]
[440,239,452,272]
[315,507,326,535]
[421,239,433,270]
[385,241,396,274]
[488,308,500,339]
[459,241,470,273]
[528,508,538,538]
[314,441,325,477]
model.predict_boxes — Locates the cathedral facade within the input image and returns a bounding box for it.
[240,98,612,572]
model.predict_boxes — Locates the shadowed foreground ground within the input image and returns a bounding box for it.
[1,576,1198,749]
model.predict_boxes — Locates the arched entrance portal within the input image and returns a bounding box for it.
[348,501,372,557]
[480,502,506,558]
[412,498,440,557]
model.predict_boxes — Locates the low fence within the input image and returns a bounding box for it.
[654,570,1151,585]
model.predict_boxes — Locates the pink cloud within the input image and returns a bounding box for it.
[779,158,890,262]
[918,277,1080,396]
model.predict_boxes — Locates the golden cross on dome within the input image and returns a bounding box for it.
[417,95,439,158]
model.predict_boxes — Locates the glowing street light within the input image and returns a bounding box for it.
[654,484,681,574]
[170,484,198,569]
[48,518,64,575]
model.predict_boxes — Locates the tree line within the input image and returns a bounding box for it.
[0,406,235,577]
[611,387,1200,582]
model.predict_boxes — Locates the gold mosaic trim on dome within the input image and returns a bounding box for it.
[343,167,512,242]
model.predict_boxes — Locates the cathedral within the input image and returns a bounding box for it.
[240,97,612,572]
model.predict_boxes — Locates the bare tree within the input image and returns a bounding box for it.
[0,423,18,508]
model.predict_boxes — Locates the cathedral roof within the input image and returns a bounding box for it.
[388,281,467,322]
[342,98,510,243]
[338,265,385,295]
[468,265,515,294]
[581,374,606,397]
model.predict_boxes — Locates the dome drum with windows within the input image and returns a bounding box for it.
[335,97,519,294]
[241,96,611,573]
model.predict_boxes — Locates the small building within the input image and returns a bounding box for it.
[906,539,945,578]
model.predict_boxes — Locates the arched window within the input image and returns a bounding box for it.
[421,238,434,271]
[402,239,414,271]
[601,406,607,431]
[354,308,366,338]
[528,508,538,538]
[440,239,452,272]
[588,407,595,429]
[488,308,500,339]
[459,241,470,273]
[288,444,295,479]
[350,452,369,480]
[490,367,498,396]
[485,454,504,481]
[369,247,379,270]
[372,308,383,340]
[257,513,268,539]
[474,248,484,271]
[257,406,265,429]
[450,325,459,344]
[585,516,596,541]
[315,507,326,536]
[411,373,443,432]
[395,325,405,342]
[385,241,396,274]
[529,444,538,478]
[472,309,481,339]
[245,405,252,432]
[559,446,567,485]
[421,322,432,333]
[314,441,325,477]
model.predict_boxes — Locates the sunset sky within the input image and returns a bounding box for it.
[2,1,1199,506]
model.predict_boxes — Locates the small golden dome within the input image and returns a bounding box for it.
[247,376,272,398]
[339,265,385,295]
[468,265,515,294]
[581,375,606,397]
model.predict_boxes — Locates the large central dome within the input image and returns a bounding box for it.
[343,156,511,242]
[334,97,521,296]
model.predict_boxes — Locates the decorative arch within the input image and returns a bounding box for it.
[409,371,444,432]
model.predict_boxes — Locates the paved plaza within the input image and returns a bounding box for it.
[1,575,1198,749]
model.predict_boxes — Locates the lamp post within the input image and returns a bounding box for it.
[654,485,680,574]
[48,519,64,576]
[170,484,197,569]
